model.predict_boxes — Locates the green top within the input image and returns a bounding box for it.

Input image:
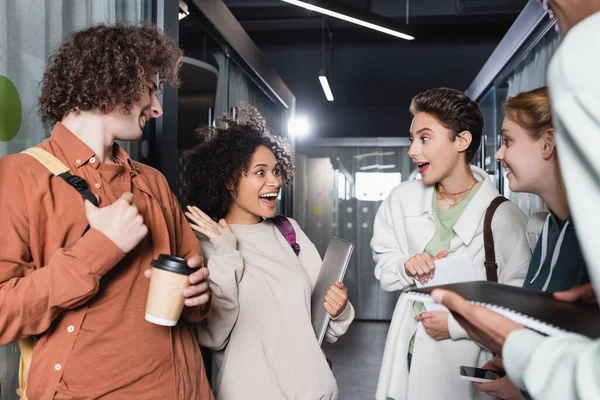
[425,182,482,256]
[408,182,481,357]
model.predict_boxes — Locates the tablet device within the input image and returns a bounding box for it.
[311,236,354,346]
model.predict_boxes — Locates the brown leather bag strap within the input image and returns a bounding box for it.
[483,196,509,283]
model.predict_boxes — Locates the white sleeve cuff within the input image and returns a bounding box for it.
[503,329,547,390]
[331,302,350,321]
[325,302,355,343]
[447,312,469,340]
[398,258,415,285]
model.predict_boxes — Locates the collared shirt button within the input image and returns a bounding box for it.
[95,183,101,189]
[54,364,62,371]
[67,325,75,333]
[76,159,81,164]
[90,157,96,164]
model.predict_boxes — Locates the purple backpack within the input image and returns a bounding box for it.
[272,215,301,255]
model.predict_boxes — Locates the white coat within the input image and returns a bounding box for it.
[372,166,531,400]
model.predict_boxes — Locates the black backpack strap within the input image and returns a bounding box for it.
[58,171,98,206]
[22,147,98,234]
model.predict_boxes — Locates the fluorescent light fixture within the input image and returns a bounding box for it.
[353,151,395,159]
[288,116,310,137]
[281,0,414,41]
[360,164,396,171]
[318,69,334,102]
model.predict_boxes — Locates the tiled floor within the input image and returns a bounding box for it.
[323,321,390,400]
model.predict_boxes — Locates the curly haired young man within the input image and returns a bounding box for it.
[0,23,214,399]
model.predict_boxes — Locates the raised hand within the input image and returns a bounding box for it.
[185,205,232,240]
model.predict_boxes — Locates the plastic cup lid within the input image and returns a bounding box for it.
[150,254,193,276]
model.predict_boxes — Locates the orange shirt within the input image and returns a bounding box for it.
[0,123,213,399]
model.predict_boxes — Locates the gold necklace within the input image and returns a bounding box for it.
[437,193,455,209]
[437,193,470,210]
[436,181,477,209]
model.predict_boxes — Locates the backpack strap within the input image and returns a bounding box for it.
[14,149,102,398]
[271,215,300,256]
[483,196,509,283]
[16,148,99,399]
[22,147,98,207]
[17,336,38,400]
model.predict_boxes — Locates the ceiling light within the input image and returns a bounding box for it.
[319,69,334,102]
[288,116,310,137]
[281,0,414,41]
[360,164,396,171]
[353,151,395,159]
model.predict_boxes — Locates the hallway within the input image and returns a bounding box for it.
[323,321,390,400]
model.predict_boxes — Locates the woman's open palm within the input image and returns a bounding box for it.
[185,205,232,239]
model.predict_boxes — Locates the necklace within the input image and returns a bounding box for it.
[437,181,478,196]
[437,193,456,209]
[436,181,477,209]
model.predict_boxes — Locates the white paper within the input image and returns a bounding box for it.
[415,253,480,311]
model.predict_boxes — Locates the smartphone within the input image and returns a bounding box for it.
[459,366,506,383]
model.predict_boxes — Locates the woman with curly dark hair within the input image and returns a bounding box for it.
[184,105,355,400]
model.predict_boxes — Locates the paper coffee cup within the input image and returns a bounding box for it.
[145,254,192,326]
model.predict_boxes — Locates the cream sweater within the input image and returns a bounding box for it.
[196,218,354,400]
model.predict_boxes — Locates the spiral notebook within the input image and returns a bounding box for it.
[404,281,600,338]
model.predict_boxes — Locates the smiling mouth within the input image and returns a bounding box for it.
[260,192,279,198]
[416,162,430,173]
[140,113,148,129]
[259,192,279,207]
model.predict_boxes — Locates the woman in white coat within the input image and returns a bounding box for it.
[371,88,531,400]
